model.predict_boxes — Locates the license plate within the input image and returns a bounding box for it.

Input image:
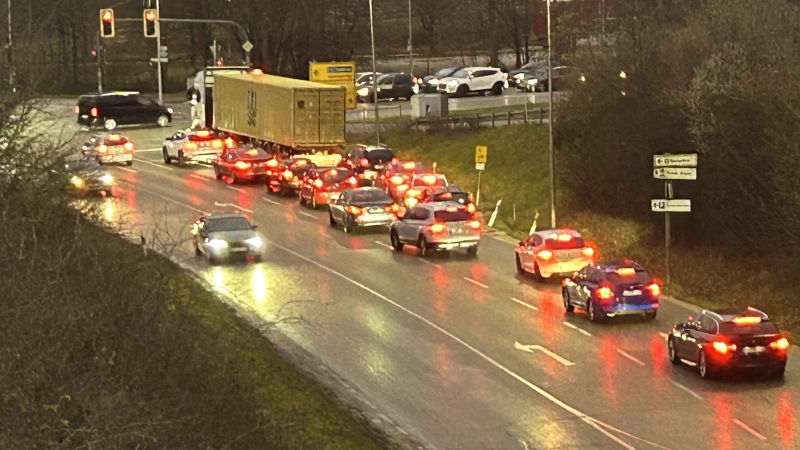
[743,346,766,355]
[623,290,642,296]
[367,207,382,213]
[231,247,247,252]
[374,164,384,169]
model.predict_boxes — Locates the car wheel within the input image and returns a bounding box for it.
[253,255,263,263]
[417,235,430,257]
[390,229,403,251]
[515,254,525,275]
[311,194,318,210]
[563,288,574,312]
[329,211,337,227]
[342,217,352,233]
[213,165,222,180]
[126,160,133,166]
[668,336,681,365]
[773,365,786,379]
[178,150,186,166]
[103,118,117,130]
[206,253,217,265]
[466,245,478,257]
[532,263,544,282]
[299,194,307,205]
[455,85,469,97]
[699,350,716,379]
[492,82,504,96]
[163,147,171,164]
[587,300,605,323]
[644,310,658,321]
[194,243,202,257]
[157,115,169,127]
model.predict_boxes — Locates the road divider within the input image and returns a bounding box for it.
[514,342,575,366]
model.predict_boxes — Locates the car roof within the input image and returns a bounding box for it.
[413,173,446,179]
[432,185,464,193]
[206,213,249,220]
[80,91,140,98]
[533,228,582,238]
[596,260,647,272]
[423,201,468,211]
[704,307,770,322]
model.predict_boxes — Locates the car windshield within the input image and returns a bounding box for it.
[544,235,585,249]
[452,69,470,78]
[66,160,101,172]
[719,321,780,336]
[376,74,393,84]
[206,217,252,232]
[351,190,391,203]
[321,169,350,183]
[434,68,454,77]
[434,209,472,222]
[605,270,652,286]
[233,148,268,159]
[365,150,395,163]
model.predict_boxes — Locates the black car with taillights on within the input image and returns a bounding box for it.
[667,307,789,379]
[265,157,312,195]
[345,144,397,185]
[299,167,358,209]
[212,146,272,183]
[562,260,661,322]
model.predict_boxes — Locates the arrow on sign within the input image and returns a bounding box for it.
[653,167,697,180]
[514,342,575,366]
[313,70,319,76]
[654,154,697,168]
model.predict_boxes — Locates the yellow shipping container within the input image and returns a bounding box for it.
[213,73,346,150]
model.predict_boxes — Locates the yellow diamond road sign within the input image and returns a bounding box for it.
[475,145,488,164]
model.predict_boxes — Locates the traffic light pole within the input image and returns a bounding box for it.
[155,0,163,103]
[96,31,103,93]
[7,0,13,89]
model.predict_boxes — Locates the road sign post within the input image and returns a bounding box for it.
[475,145,488,207]
[652,153,697,287]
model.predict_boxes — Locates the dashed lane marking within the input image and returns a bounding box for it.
[262,197,280,205]
[114,166,137,173]
[190,174,211,182]
[464,277,488,289]
[616,349,645,366]
[669,380,702,400]
[134,148,163,153]
[299,211,317,219]
[510,297,538,311]
[227,185,244,193]
[733,419,767,441]
[563,322,592,336]
[134,158,174,171]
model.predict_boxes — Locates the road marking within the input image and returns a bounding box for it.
[135,148,163,153]
[669,380,702,400]
[262,197,280,205]
[418,258,441,268]
[299,211,317,219]
[679,358,698,367]
[190,174,211,182]
[514,342,575,366]
[563,322,592,336]
[587,419,674,450]
[213,202,253,213]
[464,277,488,289]
[135,186,203,213]
[510,297,538,311]
[115,166,137,173]
[267,243,637,449]
[733,419,767,441]
[616,349,645,366]
[135,158,174,171]
[227,185,245,193]
[375,241,393,250]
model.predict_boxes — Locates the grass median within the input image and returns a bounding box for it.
[347,124,799,335]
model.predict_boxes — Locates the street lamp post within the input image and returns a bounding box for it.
[155,0,163,103]
[546,0,556,228]
[408,0,413,76]
[7,0,13,89]
[368,0,380,145]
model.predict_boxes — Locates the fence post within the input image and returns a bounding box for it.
[507,111,511,125]
[492,112,496,128]
[540,108,544,123]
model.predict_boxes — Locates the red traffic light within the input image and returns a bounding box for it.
[100,9,115,38]
[91,49,98,57]
[144,10,156,21]
[101,10,113,22]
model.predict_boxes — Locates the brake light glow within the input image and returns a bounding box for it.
[123,142,134,153]
[347,176,357,186]
[359,157,369,168]
[196,130,210,138]
[422,175,437,185]
[246,148,259,156]
[647,283,661,297]
[439,192,453,200]
[347,206,363,215]
[225,138,236,148]
[536,250,553,260]
[466,203,475,213]
[582,247,594,257]
[266,159,279,168]
[396,184,409,192]
[251,68,263,75]
[770,338,790,351]
[73,106,79,114]
[733,316,762,325]
[108,134,121,142]
[330,169,338,176]
[211,139,223,148]
[90,107,98,117]
[282,169,293,180]
[384,204,400,213]
[184,142,198,151]
[295,159,308,167]
[313,179,324,189]
[95,144,108,154]
[234,161,251,170]
[390,175,404,185]
[557,233,572,242]
[429,223,446,233]
[391,157,398,164]
[712,341,737,354]
[402,162,416,170]
[615,267,636,276]
[445,206,458,212]
[466,221,481,230]
[596,287,613,300]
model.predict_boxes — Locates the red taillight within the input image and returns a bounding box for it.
[211,139,223,148]
[466,221,481,230]
[396,184,409,192]
[313,179,324,189]
[390,175,404,185]
[770,338,790,351]
[445,206,458,212]
[282,169,293,180]
[266,159,279,168]
[90,107,98,117]
[536,249,553,260]
[466,203,476,213]
[184,142,198,151]
[402,162,415,170]
[647,283,661,297]
[615,267,636,276]
[347,176,357,186]
[234,161,251,170]
[359,157,369,168]
[712,341,736,354]
[429,223,446,234]
[596,286,613,300]
[582,247,594,257]
[407,188,421,198]
[422,175,437,185]
[95,144,108,154]
[347,206,363,215]
[391,157,398,164]
[73,106,79,114]
[384,203,400,213]
[733,316,762,325]
[225,138,236,148]
[123,142,134,153]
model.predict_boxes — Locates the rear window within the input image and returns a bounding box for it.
[321,169,350,183]
[188,131,220,141]
[544,236,586,250]
[233,148,268,159]
[605,270,652,286]
[413,176,445,187]
[206,217,252,232]
[434,209,472,222]
[103,134,128,145]
[351,190,391,203]
[719,321,780,336]
[398,162,425,174]
[364,149,395,163]
[434,191,469,203]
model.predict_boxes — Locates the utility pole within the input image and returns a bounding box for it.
[407,0,413,76]
[96,32,103,93]
[7,0,13,89]
[547,0,556,228]
[155,0,163,103]
[368,0,379,145]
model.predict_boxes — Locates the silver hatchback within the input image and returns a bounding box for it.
[389,202,482,257]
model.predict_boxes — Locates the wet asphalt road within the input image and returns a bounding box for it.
[50,106,800,450]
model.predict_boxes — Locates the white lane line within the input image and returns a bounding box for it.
[227,185,245,193]
[213,202,253,213]
[669,380,702,400]
[262,197,280,205]
[374,241,393,250]
[135,158,174,171]
[616,349,645,366]
[563,322,592,337]
[267,241,636,450]
[135,186,203,213]
[190,174,211,182]
[418,258,441,268]
[733,419,767,441]
[115,166,137,173]
[514,342,575,366]
[464,277,488,289]
[299,211,317,219]
[510,297,538,311]
[135,148,163,153]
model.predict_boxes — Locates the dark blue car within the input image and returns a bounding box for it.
[562,260,661,322]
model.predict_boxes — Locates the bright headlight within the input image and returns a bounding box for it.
[70,176,84,188]
[167,107,174,114]
[447,80,458,86]
[245,236,263,248]
[357,87,369,96]
[428,78,438,84]
[99,174,114,184]
[514,73,525,79]
[207,239,228,250]
[527,78,538,85]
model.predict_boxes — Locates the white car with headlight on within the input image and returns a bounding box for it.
[437,67,507,97]
[190,213,265,264]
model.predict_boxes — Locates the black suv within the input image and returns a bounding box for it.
[356,73,415,102]
[344,144,396,185]
[76,92,173,131]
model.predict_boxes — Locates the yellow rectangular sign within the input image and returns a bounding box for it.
[475,145,488,163]
[309,62,356,109]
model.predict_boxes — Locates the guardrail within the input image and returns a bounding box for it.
[410,108,549,130]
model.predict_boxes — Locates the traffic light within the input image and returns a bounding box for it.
[144,9,158,38]
[100,9,115,38]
